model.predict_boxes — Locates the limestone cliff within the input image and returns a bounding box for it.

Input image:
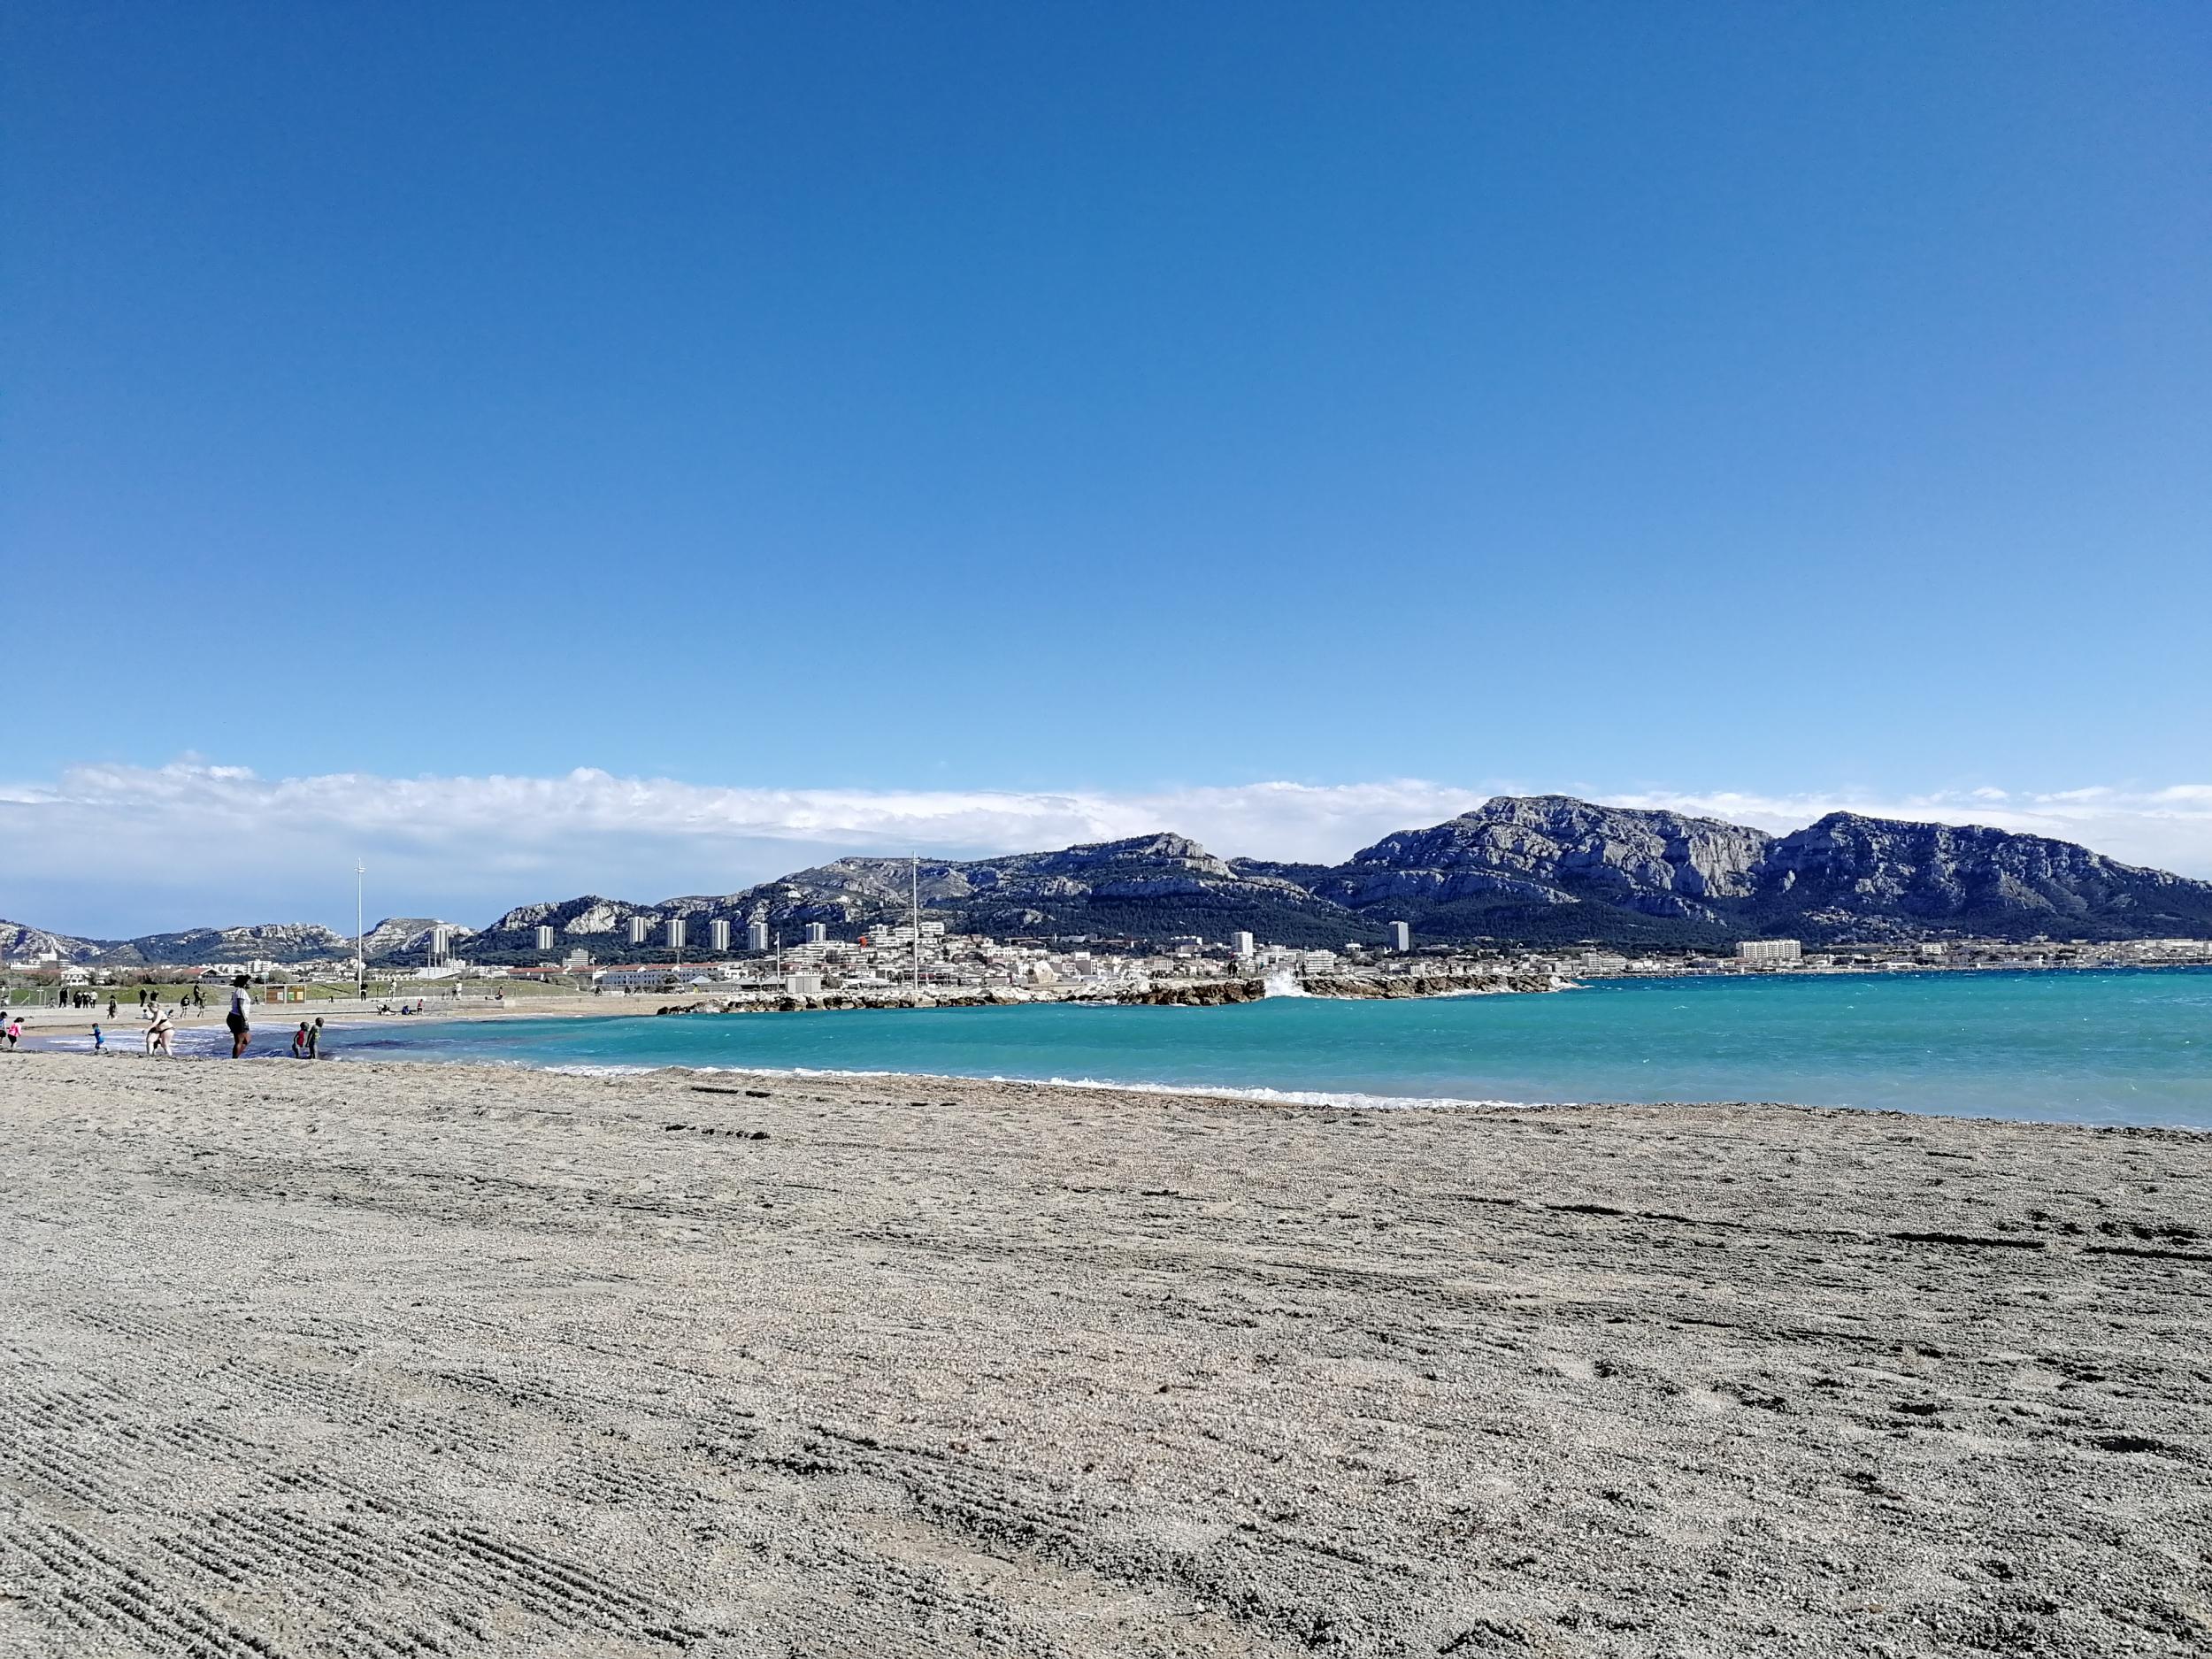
[1303,798,2212,945]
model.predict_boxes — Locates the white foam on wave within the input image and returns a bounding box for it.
[534,1057,1551,1110]
[1033,1074,1549,1110]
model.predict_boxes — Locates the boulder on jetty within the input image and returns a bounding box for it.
[1112,979,1266,1008]
[1302,972,1556,999]
[651,972,1553,1017]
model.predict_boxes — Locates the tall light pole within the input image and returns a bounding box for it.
[910,856,921,1003]
[356,859,366,998]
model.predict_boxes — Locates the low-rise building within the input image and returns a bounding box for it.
[597,965,678,993]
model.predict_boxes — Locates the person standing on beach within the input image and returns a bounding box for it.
[291,1022,309,1058]
[4,1017,20,1050]
[91,1024,104,1054]
[225,976,253,1058]
[307,1016,324,1059]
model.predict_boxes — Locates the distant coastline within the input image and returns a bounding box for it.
[10,796,2212,988]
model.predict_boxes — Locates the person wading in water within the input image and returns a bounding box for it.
[225,975,254,1058]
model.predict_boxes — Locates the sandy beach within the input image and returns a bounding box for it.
[1,1054,2208,1657]
[5,992,633,1042]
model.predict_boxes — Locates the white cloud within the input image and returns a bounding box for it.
[4,760,2208,937]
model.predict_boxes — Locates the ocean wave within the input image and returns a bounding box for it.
[1032,1075,1552,1110]
[533,1057,1552,1110]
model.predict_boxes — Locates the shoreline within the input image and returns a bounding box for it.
[22,1027,2209,1134]
[8,1041,1754,1118]
[9,957,2202,1044]
[19,1033,2212,1140]
[4,992,662,1041]
[2,1054,2205,1655]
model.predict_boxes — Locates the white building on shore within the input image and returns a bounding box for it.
[1735,939,1803,964]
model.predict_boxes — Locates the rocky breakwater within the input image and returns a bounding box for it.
[652,974,1555,1016]
[1302,970,1557,999]
[657,980,1276,1016]
[657,989,1037,1016]
[1112,979,1267,1007]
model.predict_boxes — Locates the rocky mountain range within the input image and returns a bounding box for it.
[0,917,457,969]
[0,921,104,964]
[1274,795,2212,948]
[463,834,1383,959]
[90,921,359,967]
[10,796,2212,968]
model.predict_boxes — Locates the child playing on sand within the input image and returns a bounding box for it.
[307,1017,324,1059]
[292,1022,310,1058]
[91,1024,104,1054]
[4,1017,19,1049]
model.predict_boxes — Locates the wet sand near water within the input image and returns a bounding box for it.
[1,1054,2208,1656]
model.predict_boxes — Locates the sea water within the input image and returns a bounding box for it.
[253,967,2210,1128]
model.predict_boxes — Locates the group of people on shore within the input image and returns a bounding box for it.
[66,977,331,1060]
[223,978,332,1059]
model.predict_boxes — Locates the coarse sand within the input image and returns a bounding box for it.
[1,1053,2208,1656]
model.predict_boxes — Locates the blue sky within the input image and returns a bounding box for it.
[4,3,2209,931]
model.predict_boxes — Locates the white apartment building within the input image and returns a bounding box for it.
[1735,939,1803,963]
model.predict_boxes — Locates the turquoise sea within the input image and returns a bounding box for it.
[261,967,2210,1127]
